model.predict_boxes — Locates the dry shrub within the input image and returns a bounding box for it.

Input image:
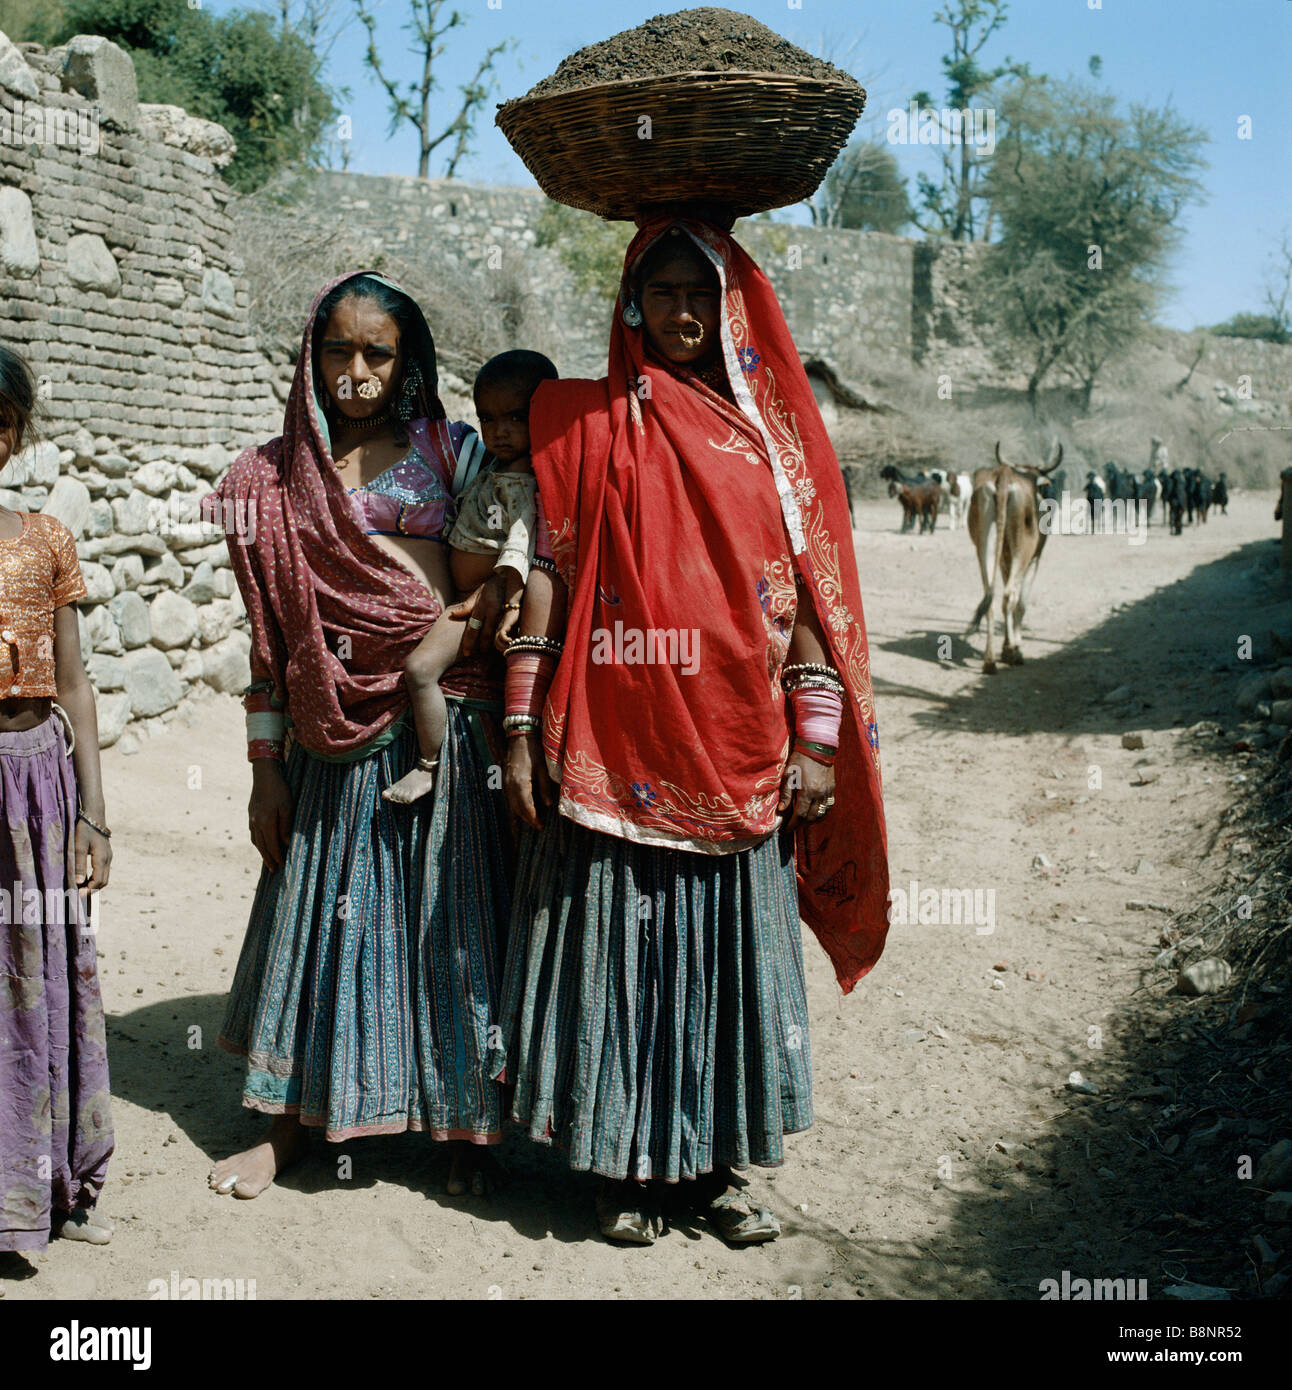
[231,187,527,386]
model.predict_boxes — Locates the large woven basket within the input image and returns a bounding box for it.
[497,70,866,222]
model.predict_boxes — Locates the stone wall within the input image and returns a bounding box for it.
[289,171,925,386]
[293,171,616,382]
[1,31,269,748]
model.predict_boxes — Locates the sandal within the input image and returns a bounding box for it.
[705,1190,780,1245]
[595,1181,656,1246]
[51,1208,112,1245]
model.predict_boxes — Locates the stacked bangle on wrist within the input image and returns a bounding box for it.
[244,686,285,762]
[788,680,843,749]
[782,661,845,696]
[505,634,564,657]
[505,636,559,739]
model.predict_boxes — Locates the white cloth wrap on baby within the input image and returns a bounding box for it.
[446,469,538,581]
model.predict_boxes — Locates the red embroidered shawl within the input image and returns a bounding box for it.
[531,220,890,992]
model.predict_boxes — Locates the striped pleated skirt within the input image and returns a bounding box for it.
[218,698,512,1143]
[492,815,813,1183]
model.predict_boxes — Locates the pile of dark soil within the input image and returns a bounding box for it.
[523,7,855,98]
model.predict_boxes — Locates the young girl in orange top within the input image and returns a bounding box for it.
[0,341,115,1259]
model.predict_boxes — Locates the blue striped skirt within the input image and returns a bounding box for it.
[492,816,813,1182]
[218,698,512,1143]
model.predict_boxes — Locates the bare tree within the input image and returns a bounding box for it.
[1170,330,1211,397]
[809,142,912,232]
[910,0,1030,242]
[1263,229,1292,342]
[352,0,510,180]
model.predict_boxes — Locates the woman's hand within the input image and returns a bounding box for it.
[446,572,507,658]
[505,733,555,831]
[778,752,836,830]
[74,820,112,894]
[249,759,294,872]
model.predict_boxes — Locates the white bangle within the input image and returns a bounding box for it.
[246,711,286,743]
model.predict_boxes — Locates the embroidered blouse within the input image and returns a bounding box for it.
[347,442,454,540]
[0,512,87,698]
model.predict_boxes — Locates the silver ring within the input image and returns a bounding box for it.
[467,617,483,630]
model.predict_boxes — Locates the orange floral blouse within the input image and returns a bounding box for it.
[0,512,87,698]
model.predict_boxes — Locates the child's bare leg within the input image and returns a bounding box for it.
[383,615,466,804]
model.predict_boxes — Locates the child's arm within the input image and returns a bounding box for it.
[492,482,536,646]
[494,566,526,646]
[52,604,112,891]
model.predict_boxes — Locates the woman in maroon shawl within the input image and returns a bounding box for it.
[494,218,890,1243]
[202,272,511,1199]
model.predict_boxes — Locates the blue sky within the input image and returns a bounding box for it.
[221,0,1292,330]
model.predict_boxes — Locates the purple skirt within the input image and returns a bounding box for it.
[0,713,113,1252]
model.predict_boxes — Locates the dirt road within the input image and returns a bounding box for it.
[7,490,1285,1301]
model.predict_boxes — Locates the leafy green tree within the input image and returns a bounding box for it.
[973,75,1207,413]
[1060,277,1156,412]
[811,141,912,233]
[910,0,1029,241]
[1209,312,1288,344]
[53,0,336,191]
[0,0,68,45]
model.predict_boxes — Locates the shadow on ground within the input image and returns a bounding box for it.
[108,994,615,1249]
[780,539,1291,1299]
[875,538,1290,741]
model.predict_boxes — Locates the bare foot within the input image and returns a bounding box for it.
[51,1208,112,1245]
[446,1142,502,1197]
[381,762,438,805]
[209,1116,309,1199]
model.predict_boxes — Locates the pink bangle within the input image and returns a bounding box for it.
[789,686,843,746]
[505,652,556,720]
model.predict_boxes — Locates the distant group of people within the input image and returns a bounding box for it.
[1,216,891,1263]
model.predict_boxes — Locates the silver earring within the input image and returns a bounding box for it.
[396,361,423,422]
[622,301,643,328]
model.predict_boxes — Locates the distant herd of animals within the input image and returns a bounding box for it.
[872,447,1232,676]
[876,459,1230,538]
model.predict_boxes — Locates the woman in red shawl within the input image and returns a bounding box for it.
[495,218,890,1243]
[202,272,511,1200]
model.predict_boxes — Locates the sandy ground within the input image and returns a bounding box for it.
[3,489,1284,1302]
